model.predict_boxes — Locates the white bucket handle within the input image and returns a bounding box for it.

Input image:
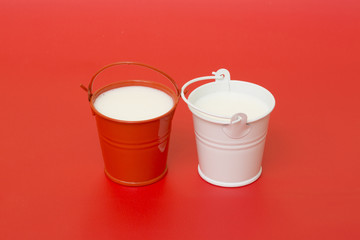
[181,69,251,139]
[181,69,248,123]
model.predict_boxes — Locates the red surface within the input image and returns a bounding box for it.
[1,0,359,239]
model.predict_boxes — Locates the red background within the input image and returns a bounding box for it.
[1,0,359,239]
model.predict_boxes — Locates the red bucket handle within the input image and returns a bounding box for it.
[81,62,180,101]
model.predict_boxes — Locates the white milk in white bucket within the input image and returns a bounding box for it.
[94,86,174,121]
[193,91,269,122]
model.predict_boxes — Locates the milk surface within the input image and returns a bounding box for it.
[94,86,173,121]
[194,91,269,121]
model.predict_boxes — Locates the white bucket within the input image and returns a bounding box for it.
[181,69,275,187]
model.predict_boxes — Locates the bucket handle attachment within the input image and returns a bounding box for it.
[222,113,251,139]
[81,62,180,101]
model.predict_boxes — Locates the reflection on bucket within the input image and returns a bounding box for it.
[81,62,180,186]
[181,69,275,187]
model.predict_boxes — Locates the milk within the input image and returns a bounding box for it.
[193,91,269,122]
[94,86,174,121]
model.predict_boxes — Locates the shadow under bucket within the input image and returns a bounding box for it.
[81,62,180,186]
[181,69,275,187]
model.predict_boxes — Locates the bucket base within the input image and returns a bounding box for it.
[104,166,168,186]
[198,165,262,187]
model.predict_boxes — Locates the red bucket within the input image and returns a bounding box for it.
[81,62,180,186]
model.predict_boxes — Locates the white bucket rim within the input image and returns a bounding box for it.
[181,69,276,124]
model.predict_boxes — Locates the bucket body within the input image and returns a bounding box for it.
[182,69,275,187]
[192,113,269,187]
[83,62,179,186]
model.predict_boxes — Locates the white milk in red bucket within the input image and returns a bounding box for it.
[181,69,275,187]
[94,86,174,121]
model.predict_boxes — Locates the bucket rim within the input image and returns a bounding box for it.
[188,80,276,124]
[181,71,276,124]
[90,80,179,124]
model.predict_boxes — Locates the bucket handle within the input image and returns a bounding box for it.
[81,62,180,101]
[181,69,229,120]
[181,69,248,123]
[181,69,251,138]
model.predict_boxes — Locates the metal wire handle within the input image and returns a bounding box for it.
[81,62,180,101]
[181,68,246,123]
